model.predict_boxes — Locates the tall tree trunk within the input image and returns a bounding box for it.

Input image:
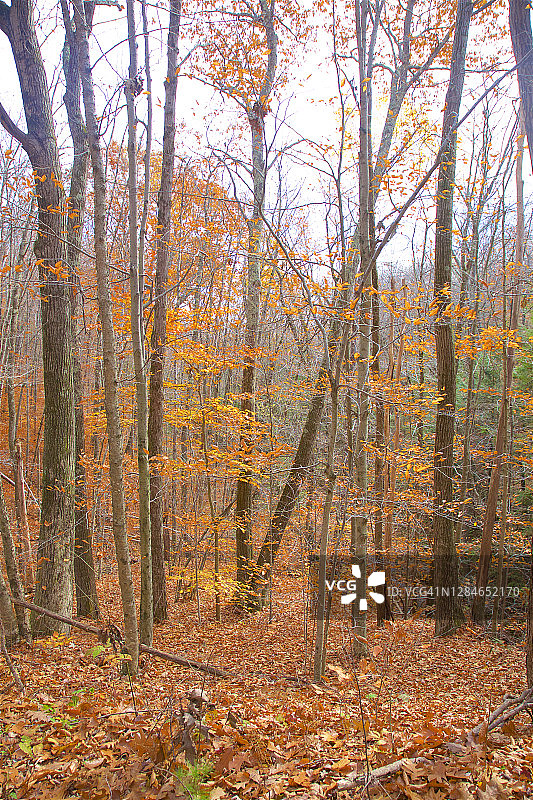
[432,0,472,635]
[351,0,376,657]
[0,0,75,636]
[61,0,99,619]
[235,0,278,606]
[472,112,523,625]
[74,0,139,673]
[148,0,182,625]
[125,0,153,647]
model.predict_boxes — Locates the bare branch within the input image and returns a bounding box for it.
[0,102,34,157]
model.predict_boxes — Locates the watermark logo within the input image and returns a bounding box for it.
[326,565,386,609]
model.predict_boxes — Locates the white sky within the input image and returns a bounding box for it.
[0,0,526,275]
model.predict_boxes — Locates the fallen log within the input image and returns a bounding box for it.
[10,597,229,678]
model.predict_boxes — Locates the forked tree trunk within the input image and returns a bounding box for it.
[432,0,472,635]
[148,0,182,624]
[0,0,75,636]
[74,0,139,673]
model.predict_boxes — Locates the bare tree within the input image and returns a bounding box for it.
[148,0,182,624]
[74,0,139,672]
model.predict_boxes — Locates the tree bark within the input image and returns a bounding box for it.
[148,0,182,625]
[0,475,31,642]
[509,0,533,170]
[125,0,153,647]
[472,113,523,625]
[0,0,75,636]
[526,538,533,687]
[6,207,34,590]
[235,0,278,606]
[0,567,18,648]
[313,368,343,680]
[74,0,139,673]
[61,0,99,619]
[432,0,472,635]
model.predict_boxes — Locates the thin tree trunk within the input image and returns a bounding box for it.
[0,567,18,648]
[432,0,472,635]
[235,0,278,607]
[0,476,31,642]
[313,340,346,680]
[125,0,152,647]
[472,112,524,625]
[148,0,182,624]
[6,208,34,590]
[526,524,533,687]
[351,0,375,657]
[61,0,99,619]
[14,444,32,591]
[74,0,139,673]
[492,430,510,633]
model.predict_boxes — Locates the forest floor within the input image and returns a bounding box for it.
[1,566,532,800]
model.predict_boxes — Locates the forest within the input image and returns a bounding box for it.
[1,0,533,797]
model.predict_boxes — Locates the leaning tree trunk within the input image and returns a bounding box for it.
[0,0,75,636]
[432,0,472,635]
[74,0,139,673]
[61,0,99,618]
[148,0,182,625]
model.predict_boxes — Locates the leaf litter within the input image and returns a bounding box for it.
[1,572,532,800]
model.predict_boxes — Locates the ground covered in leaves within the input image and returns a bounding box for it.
[1,572,532,800]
